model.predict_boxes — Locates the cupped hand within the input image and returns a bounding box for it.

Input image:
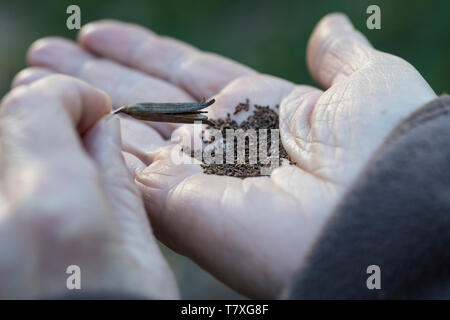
[0,75,178,299]
[17,13,436,298]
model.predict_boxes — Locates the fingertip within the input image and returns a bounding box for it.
[79,19,127,39]
[78,19,151,59]
[80,86,113,132]
[11,67,55,88]
[77,20,110,47]
[306,13,353,81]
[11,69,34,88]
[77,21,99,40]
[79,19,132,37]
[27,38,49,66]
[318,12,353,30]
[28,37,91,77]
[27,37,66,66]
[308,13,355,52]
[307,12,372,88]
[32,75,112,132]
[0,84,29,112]
[70,77,113,117]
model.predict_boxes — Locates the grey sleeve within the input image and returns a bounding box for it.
[289,95,450,299]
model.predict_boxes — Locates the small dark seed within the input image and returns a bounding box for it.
[183,99,295,179]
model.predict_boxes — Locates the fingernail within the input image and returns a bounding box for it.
[106,116,122,146]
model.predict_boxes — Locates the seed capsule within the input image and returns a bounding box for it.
[112,99,215,125]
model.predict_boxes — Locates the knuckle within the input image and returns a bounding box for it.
[1,75,77,111]
[11,68,35,87]
[0,86,31,112]
[27,37,68,60]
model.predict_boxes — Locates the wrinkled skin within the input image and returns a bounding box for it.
[15,13,436,298]
[0,76,178,299]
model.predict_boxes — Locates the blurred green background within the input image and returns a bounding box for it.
[0,0,448,298]
[1,0,448,97]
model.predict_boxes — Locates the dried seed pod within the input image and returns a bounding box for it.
[112,99,215,125]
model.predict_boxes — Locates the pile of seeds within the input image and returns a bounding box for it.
[185,99,294,178]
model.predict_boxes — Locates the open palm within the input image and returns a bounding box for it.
[17,13,436,298]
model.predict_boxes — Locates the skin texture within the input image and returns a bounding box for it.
[13,13,436,298]
[0,76,178,299]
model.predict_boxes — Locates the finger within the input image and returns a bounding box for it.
[11,68,170,163]
[0,75,111,201]
[118,115,169,165]
[27,38,191,105]
[27,37,194,137]
[11,67,55,88]
[122,151,146,178]
[1,74,110,144]
[78,20,256,99]
[307,13,373,88]
[84,117,150,229]
[83,117,179,298]
[279,85,324,170]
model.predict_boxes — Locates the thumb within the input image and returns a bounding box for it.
[83,116,154,237]
[82,117,179,298]
[307,13,373,88]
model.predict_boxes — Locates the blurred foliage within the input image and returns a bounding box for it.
[0,0,449,97]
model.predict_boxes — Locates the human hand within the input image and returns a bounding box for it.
[18,13,436,298]
[0,75,178,299]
